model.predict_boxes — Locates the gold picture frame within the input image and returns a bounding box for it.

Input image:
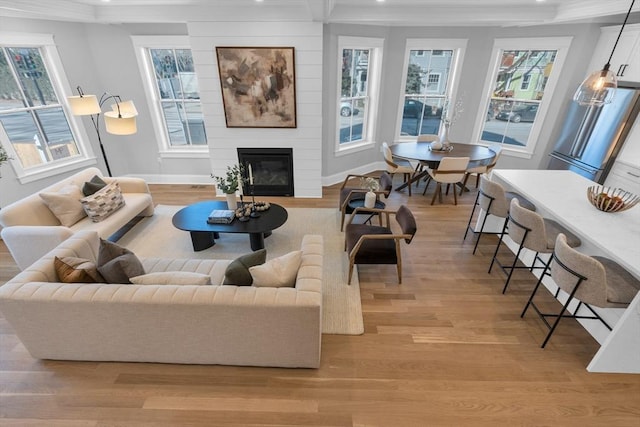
[215,46,297,128]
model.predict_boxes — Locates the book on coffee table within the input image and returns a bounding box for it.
[207,209,236,224]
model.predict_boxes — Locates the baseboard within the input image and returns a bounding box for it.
[322,161,386,187]
[126,174,214,185]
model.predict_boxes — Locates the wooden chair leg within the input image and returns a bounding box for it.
[453,185,458,205]
[475,173,481,188]
[405,173,412,196]
[460,173,470,196]
[431,183,440,205]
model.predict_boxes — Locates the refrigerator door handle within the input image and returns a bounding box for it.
[549,152,599,175]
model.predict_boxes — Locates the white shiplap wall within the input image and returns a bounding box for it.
[188,21,323,198]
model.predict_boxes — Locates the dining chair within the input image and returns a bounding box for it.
[414,134,440,180]
[463,176,536,254]
[459,143,502,195]
[521,233,640,348]
[382,142,415,196]
[344,204,417,285]
[338,172,393,231]
[489,198,582,294]
[422,156,469,205]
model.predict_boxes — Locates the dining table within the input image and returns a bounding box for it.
[389,141,496,192]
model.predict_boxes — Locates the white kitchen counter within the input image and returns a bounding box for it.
[492,169,640,373]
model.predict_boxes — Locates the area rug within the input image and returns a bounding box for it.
[117,205,364,335]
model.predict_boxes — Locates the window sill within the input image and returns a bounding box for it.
[16,157,97,185]
[335,140,376,157]
[159,149,210,159]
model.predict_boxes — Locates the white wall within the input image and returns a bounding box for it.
[188,21,323,198]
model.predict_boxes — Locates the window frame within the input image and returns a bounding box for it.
[0,32,96,184]
[395,38,468,142]
[335,36,384,155]
[131,35,208,159]
[471,37,573,158]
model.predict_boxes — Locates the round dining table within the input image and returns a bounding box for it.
[389,141,496,192]
[390,141,495,169]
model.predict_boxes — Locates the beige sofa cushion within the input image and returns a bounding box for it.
[250,250,302,288]
[39,184,86,227]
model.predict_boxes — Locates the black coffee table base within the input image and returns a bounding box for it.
[189,231,220,251]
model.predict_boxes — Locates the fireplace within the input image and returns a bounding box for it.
[237,148,294,196]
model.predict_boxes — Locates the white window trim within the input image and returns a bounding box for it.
[131,35,208,158]
[471,37,573,157]
[335,36,384,154]
[396,39,468,142]
[0,32,97,184]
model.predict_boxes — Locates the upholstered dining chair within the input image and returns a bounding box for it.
[382,142,415,196]
[489,198,582,294]
[459,143,502,195]
[338,172,393,231]
[344,204,417,285]
[421,156,469,205]
[521,233,640,348]
[463,176,536,254]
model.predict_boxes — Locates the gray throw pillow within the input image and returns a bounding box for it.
[82,175,108,196]
[97,239,145,284]
[223,249,267,285]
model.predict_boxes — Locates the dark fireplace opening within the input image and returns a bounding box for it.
[237,148,294,197]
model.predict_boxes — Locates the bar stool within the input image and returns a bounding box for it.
[464,176,536,254]
[521,233,640,348]
[489,198,582,294]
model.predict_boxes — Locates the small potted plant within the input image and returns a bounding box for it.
[361,176,380,208]
[211,164,246,209]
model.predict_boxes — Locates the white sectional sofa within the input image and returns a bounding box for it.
[0,167,154,270]
[0,231,323,368]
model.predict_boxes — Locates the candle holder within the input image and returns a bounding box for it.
[237,194,250,221]
[250,185,261,218]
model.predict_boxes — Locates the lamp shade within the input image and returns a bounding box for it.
[67,94,101,115]
[573,67,617,107]
[111,100,138,116]
[104,111,137,135]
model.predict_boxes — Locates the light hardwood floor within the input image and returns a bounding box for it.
[1,179,639,426]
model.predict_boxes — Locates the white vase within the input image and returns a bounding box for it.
[364,191,376,208]
[440,124,450,147]
[225,192,237,210]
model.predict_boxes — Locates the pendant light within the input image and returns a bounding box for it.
[573,0,636,107]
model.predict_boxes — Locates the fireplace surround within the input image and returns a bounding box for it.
[237,148,294,196]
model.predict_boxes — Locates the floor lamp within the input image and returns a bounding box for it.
[67,86,138,177]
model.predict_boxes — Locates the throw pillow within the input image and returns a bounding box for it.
[130,272,212,286]
[39,183,87,227]
[54,256,104,283]
[80,181,126,222]
[96,239,145,284]
[249,250,302,288]
[223,249,267,286]
[82,175,108,196]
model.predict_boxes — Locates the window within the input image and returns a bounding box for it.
[336,37,383,151]
[426,73,441,92]
[0,34,93,182]
[397,39,467,139]
[132,36,207,155]
[474,38,572,155]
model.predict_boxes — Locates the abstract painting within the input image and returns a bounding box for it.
[215,46,296,128]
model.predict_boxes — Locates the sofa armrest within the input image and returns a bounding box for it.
[103,176,150,194]
[1,225,74,270]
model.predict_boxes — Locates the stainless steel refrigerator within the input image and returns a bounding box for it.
[547,84,640,183]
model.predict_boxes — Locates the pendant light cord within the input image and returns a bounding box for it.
[607,0,636,65]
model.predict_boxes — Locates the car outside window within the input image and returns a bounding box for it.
[397,39,467,141]
[336,36,383,151]
[474,38,572,155]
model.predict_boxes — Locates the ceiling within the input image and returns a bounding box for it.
[0,0,638,27]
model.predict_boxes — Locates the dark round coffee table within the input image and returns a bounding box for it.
[172,201,288,251]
